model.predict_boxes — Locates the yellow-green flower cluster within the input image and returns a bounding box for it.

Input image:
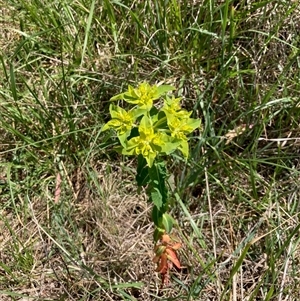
[102,82,201,167]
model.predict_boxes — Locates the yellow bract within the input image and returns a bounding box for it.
[126,118,163,167]
[135,82,156,107]
[168,117,190,139]
[103,82,201,166]
[126,82,157,110]
[162,96,191,120]
[102,104,135,135]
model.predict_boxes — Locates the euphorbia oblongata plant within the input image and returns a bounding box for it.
[102,82,201,286]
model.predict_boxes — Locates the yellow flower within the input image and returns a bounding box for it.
[123,116,164,167]
[162,96,191,120]
[102,104,136,135]
[110,83,175,111]
[167,116,200,158]
[123,82,158,110]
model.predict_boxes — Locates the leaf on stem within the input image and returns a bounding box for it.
[153,234,182,288]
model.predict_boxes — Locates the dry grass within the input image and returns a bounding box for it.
[1,163,153,300]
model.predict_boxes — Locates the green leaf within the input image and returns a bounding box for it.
[81,0,96,66]
[149,161,168,183]
[110,92,125,101]
[148,161,169,205]
[145,152,156,168]
[136,154,149,187]
[162,213,174,233]
[152,206,163,227]
[159,136,182,155]
[168,115,200,137]
[121,142,138,155]
[101,121,111,132]
[132,108,148,119]
[152,111,167,129]
[186,117,201,132]
[151,187,163,209]
[178,139,189,158]
[117,132,128,148]
[155,85,175,96]
[153,227,165,242]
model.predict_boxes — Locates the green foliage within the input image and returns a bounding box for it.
[148,161,168,208]
[148,160,171,239]
[162,213,174,234]
[136,155,150,187]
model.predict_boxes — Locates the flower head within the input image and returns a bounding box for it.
[123,115,164,167]
[168,115,201,158]
[127,82,157,109]
[104,83,201,164]
[110,82,175,111]
[162,95,191,120]
[102,104,135,135]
